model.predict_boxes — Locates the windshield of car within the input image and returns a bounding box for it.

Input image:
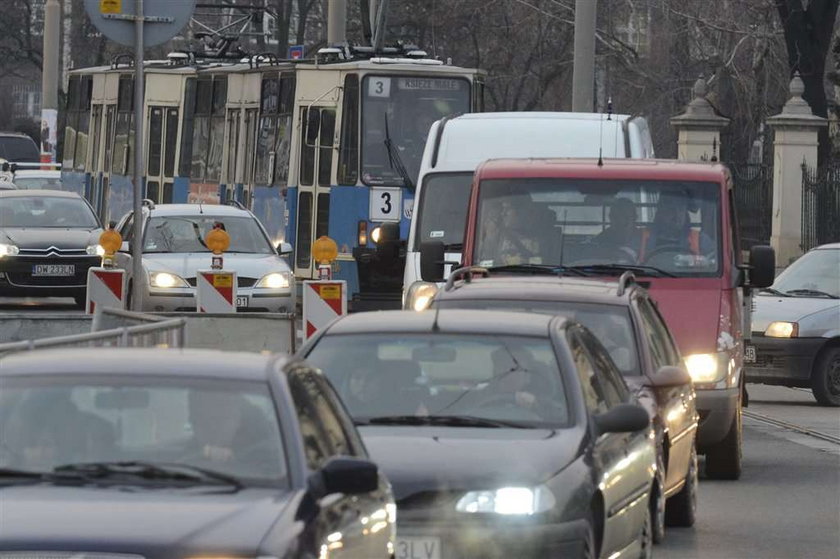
[771,248,840,298]
[144,215,273,254]
[0,196,98,228]
[435,299,640,375]
[0,376,287,486]
[306,333,570,428]
[0,136,40,162]
[473,178,721,277]
[13,177,63,190]
[361,76,470,186]
[414,172,473,250]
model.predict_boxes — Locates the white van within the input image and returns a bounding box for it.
[403,111,655,310]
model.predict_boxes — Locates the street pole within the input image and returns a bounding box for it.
[132,0,145,311]
[41,0,60,164]
[571,0,597,113]
[327,0,347,45]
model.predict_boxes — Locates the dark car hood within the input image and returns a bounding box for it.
[0,484,292,551]
[361,426,584,501]
[0,227,101,250]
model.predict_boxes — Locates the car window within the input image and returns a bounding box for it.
[0,375,287,485]
[569,331,609,414]
[636,298,679,369]
[578,328,630,405]
[645,297,682,365]
[143,215,272,254]
[305,333,570,428]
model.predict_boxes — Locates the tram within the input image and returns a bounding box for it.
[61,47,484,309]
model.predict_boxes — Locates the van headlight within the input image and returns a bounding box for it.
[456,486,556,515]
[684,352,730,384]
[765,321,798,338]
[404,281,438,311]
[256,271,291,289]
[0,244,20,258]
[149,271,189,288]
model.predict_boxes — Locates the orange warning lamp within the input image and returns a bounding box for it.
[206,225,231,255]
[99,227,122,257]
[312,236,338,265]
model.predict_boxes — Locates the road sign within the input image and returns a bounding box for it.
[83,0,195,47]
[303,281,347,338]
[289,45,304,59]
[86,267,126,314]
[196,270,237,313]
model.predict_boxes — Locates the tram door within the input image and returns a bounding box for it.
[145,106,179,203]
[99,104,116,222]
[294,105,336,278]
[224,108,241,203]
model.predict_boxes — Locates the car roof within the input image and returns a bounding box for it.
[435,276,636,307]
[146,203,252,217]
[13,170,61,178]
[813,243,840,250]
[0,132,35,138]
[475,158,727,182]
[0,348,285,380]
[0,189,81,199]
[450,111,635,122]
[323,309,565,337]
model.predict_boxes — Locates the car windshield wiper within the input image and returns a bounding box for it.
[0,467,46,479]
[783,288,839,299]
[760,287,789,296]
[487,264,589,277]
[358,414,528,429]
[383,113,415,191]
[566,263,676,278]
[52,461,243,489]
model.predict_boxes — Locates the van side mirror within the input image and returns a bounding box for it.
[747,245,775,288]
[308,457,379,499]
[594,403,649,435]
[419,240,445,282]
[277,241,293,255]
[647,365,692,388]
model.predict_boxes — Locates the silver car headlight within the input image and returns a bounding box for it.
[0,243,20,258]
[86,244,105,256]
[404,281,438,311]
[455,485,556,515]
[765,321,798,338]
[149,271,190,289]
[684,351,731,384]
[255,271,291,289]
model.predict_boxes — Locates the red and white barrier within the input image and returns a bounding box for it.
[303,280,347,339]
[85,267,126,314]
[196,270,237,313]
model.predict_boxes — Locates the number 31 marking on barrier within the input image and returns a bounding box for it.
[369,187,402,222]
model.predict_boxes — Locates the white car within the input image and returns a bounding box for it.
[115,202,295,312]
[9,169,62,190]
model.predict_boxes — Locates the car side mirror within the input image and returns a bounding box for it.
[746,245,775,288]
[419,240,445,282]
[594,403,649,435]
[309,457,379,499]
[277,241,293,255]
[647,365,692,388]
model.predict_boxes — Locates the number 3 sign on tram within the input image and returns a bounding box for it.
[370,187,402,222]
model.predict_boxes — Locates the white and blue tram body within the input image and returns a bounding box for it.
[62,53,483,308]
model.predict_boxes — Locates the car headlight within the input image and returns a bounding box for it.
[86,244,106,256]
[456,486,556,515]
[256,271,291,289]
[684,352,730,384]
[149,271,189,289]
[404,281,438,311]
[765,321,798,338]
[0,243,20,258]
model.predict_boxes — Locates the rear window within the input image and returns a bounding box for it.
[0,136,40,163]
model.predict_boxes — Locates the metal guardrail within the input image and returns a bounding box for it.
[0,314,186,356]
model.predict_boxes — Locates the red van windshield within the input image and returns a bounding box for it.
[474,178,721,277]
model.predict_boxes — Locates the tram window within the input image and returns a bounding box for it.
[296,192,313,268]
[243,108,257,185]
[316,193,330,239]
[164,108,178,178]
[318,109,335,186]
[275,115,292,186]
[147,181,159,202]
[338,74,359,186]
[300,108,315,187]
[90,105,102,172]
[195,79,213,115]
[74,76,93,171]
[179,78,197,177]
[191,118,210,179]
[207,113,225,182]
[212,78,227,114]
[103,106,115,173]
[306,110,320,146]
[62,76,80,168]
[255,115,277,185]
[148,108,163,177]
[117,76,134,112]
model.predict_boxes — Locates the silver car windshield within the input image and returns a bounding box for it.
[0,376,287,486]
[772,248,840,298]
[144,215,273,254]
[306,333,570,428]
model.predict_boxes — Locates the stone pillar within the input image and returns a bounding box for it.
[766,74,827,270]
[670,77,730,162]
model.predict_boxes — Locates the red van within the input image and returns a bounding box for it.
[420,158,775,479]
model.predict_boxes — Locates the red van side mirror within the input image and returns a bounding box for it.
[746,245,775,288]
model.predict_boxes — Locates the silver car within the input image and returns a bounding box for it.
[115,202,295,312]
[746,243,840,406]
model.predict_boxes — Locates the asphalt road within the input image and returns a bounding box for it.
[659,385,840,558]
[0,296,81,312]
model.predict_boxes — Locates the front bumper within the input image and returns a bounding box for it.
[745,335,824,387]
[395,514,588,559]
[695,387,739,452]
[141,287,295,313]
[0,255,99,297]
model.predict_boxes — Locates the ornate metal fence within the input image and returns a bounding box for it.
[730,163,773,249]
[801,160,840,251]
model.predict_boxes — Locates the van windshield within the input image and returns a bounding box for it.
[474,178,722,277]
[414,172,472,250]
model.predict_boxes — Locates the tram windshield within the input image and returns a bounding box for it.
[361,75,470,187]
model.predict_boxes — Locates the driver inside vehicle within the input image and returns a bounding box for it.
[594,197,643,261]
[496,198,542,266]
[640,194,715,261]
[186,390,273,464]
[474,346,558,417]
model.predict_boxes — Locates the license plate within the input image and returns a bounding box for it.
[236,296,249,308]
[32,264,75,276]
[395,537,441,559]
[745,344,756,364]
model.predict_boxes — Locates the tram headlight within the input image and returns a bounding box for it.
[405,281,438,312]
[371,226,382,244]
